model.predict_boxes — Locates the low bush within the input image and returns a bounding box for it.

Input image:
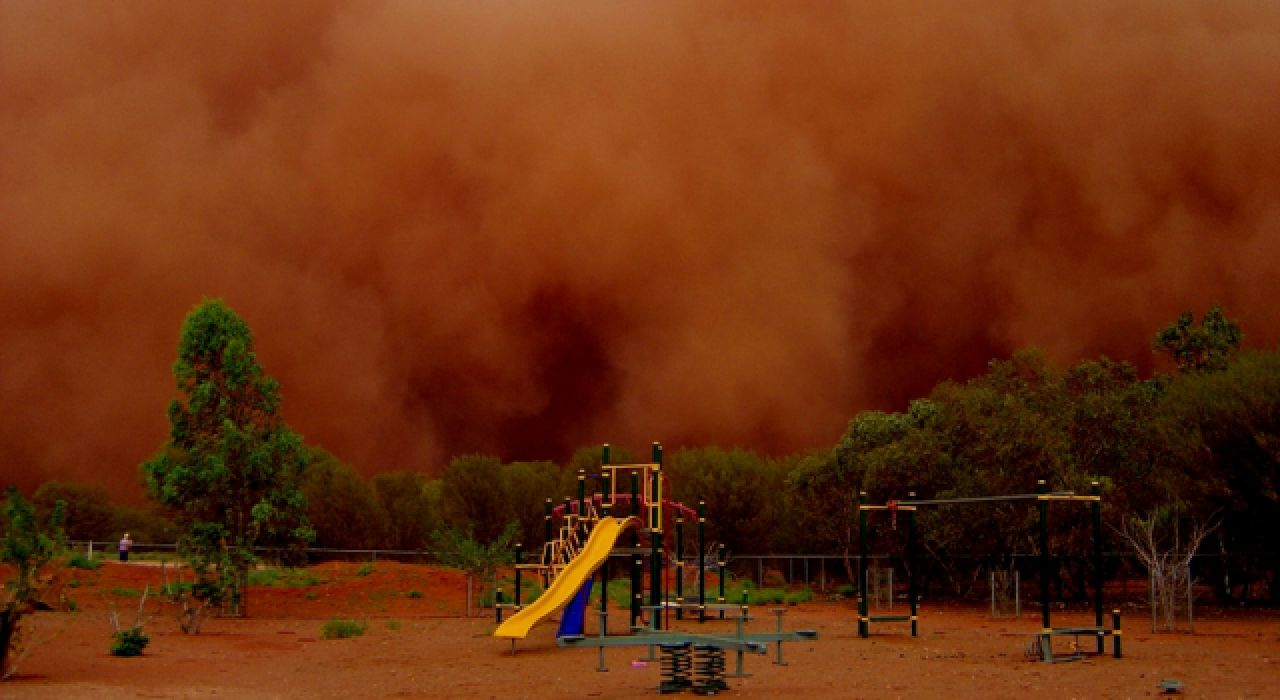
[356,563,375,577]
[110,587,140,598]
[285,571,320,587]
[321,618,367,640]
[785,588,814,605]
[385,619,401,631]
[109,628,149,657]
[66,554,102,570]
[406,590,424,599]
[247,569,282,586]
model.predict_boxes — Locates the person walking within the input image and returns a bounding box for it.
[118,533,133,562]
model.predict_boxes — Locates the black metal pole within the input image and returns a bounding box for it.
[718,544,726,620]
[908,491,918,638]
[859,491,869,638]
[651,442,663,630]
[676,515,684,620]
[698,501,706,622]
[514,543,523,610]
[1038,479,1050,632]
[1092,480,1103,651]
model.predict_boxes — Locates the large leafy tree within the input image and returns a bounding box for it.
[141,300,314,617]
[1154,304,1243,374]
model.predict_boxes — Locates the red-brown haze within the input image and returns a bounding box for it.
[3,1,1280,500]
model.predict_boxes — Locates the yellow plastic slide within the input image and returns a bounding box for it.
[494,515,640,639]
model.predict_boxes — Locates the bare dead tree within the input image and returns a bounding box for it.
[1113,508,1220,632]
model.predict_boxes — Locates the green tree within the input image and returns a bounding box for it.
[301,449,386,549]
[372,471,438,551]
[439,455,512,544]
[500,461,563,552]
[140,300,314,618]
[1154,304,1243,374]
[665,447,788,560]
[431,522,519,617]
[32,481,114,541]
[1,487,64,678]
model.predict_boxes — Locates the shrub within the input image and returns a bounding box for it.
[304,592,318,600]
[66,553,102,570]
[321,618,367,639]
[109,628,149,657]
[785,588,814,605]
[110,587,140,598]
[247,568,282,586]
[406,590,424,599]
[285,571,320,587]
[385,619,401,631]
[356,563,374,577]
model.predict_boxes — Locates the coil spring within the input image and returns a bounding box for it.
[692,645,728,695]
[659,643,692,694]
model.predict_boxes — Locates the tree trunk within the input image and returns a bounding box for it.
[0,607,20,679]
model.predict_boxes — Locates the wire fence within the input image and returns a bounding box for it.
[69,541,1276,605]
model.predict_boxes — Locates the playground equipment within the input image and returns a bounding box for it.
[493,443,818,692]
[857,480,1123,663]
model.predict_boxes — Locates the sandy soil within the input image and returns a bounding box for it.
[1,560,1277,699]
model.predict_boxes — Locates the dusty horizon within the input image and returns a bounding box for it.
[4,1,1280,500]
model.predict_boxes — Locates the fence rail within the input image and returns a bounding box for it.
[67,541,1275,604]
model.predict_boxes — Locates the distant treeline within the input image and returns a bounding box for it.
[15,308,1278,604]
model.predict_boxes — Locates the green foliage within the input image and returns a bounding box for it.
[1155,304,1243,374]
[385,619,401,631]
[406,589,424,599]
[356,563,374,577]
[66,553,102,570]
[785,588,813,605]
[302,449,387,549]
[110,587,140,598]
[372,471,439,551]
[246,569,282,586]
[140,300,315,616]
[320,618,367,639]
[665,447,790,559]
[109,628,149,657]
[2,487,65,605]
[32,482,113,541]
[431,522,519,578]
[110,504,179,544]
[439,455,513,544]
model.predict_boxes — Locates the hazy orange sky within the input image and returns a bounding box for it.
[3,1,1280,499]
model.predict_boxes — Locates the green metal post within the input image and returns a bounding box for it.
[632,554,642,627]
[858,491,869,638]
[908,492,918,638]
[698,501,706,623]
[676,516,684,620]
[1112,609,1122,658]
[718,544,726,619]
[1092,481,1104,651]
[543,498,552,565]
[651,443,663,630]
[1038,479,1050,633]
[602,444,611,518]
[514,543,523,610]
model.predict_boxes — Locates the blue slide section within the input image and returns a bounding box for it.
[555,578,594,638]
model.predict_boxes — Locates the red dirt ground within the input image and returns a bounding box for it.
[2,560,1277,698]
